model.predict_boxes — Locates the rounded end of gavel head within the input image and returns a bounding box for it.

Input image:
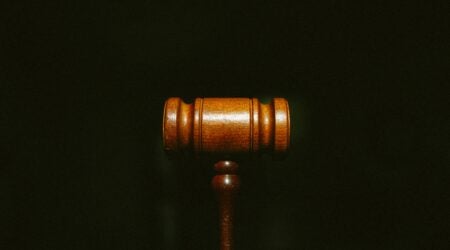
[162,97,290,159]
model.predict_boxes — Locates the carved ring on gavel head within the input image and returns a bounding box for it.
[163,97,290,157]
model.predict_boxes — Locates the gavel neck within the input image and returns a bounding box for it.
[212,160,240,250]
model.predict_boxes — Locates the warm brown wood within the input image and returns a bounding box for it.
[212,161,240,250]
[163,97,290,157]
[162,97,290,250]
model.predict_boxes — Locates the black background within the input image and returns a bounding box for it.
[1,1,448,250]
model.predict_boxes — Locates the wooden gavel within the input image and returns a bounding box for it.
[163,97,291,250]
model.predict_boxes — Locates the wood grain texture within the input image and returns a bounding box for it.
[163,97,290,157]
[163,97,290,249]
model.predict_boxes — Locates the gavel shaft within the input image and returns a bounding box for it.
[212,161,240,250]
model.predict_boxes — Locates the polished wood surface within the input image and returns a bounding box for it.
[162,97,290,249]
[163,97,290,156]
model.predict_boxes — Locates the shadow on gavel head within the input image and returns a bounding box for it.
[163,97,290,161]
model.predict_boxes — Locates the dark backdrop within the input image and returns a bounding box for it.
[1,2,448,250]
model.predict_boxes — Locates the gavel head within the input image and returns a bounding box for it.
[163,97,290,158]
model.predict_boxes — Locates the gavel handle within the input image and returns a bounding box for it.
[212,161,240,250]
